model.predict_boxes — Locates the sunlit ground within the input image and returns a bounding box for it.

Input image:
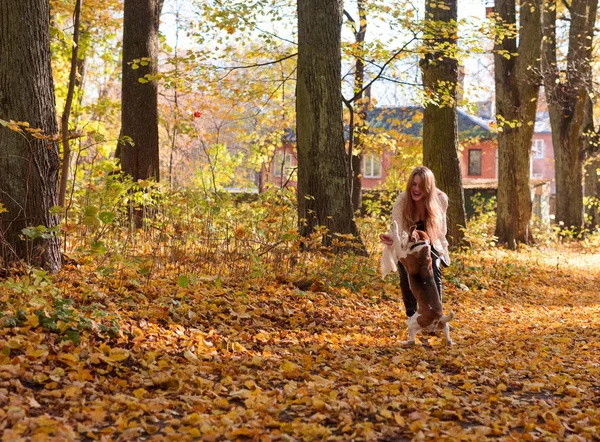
[0,244,599,440]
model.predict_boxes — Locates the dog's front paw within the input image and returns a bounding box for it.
[400,339,416,346]
[446,339,455,346]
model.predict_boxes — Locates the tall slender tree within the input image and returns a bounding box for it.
[117,0,164,182]
[344,1,368,213]
[420,0,466,247]
[493,0,542,248]
[582,94,600,228]
[0,0,62,272]
[296,0,365,252]
[542,0,598,231]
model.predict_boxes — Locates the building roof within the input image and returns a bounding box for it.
[366,105,494,141]
[463,177,551,189]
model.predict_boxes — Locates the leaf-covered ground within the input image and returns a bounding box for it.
[1,245,599,441]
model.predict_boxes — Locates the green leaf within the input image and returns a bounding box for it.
[50,206,66,215]
[99,211,115,225]
[89,241,107,256]
[63,329,81,346]
[178,274,189,289]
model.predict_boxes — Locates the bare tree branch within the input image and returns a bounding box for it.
[215,52,298,82]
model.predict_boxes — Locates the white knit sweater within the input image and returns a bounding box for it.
[380,190,451,278]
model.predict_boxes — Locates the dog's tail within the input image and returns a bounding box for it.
[440,310,455,323]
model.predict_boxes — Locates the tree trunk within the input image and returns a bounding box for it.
[583,94,600,228]
[542,0,598,231]
[351,154,362,212]
[117,0,164,182]
[0,0,62,272]
[296,0,365,253]
[493,0,542,248]
[58,0,83,208]
[584,157,600,227]
[420,0,466,247]
[348,0,367,213]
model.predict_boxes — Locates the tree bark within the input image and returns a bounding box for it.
[493,0,542,248]
[584,157,600,227]
[58,0,83,208]
[0,0,62,272]
[296,0,365,253]
[346,1,367,213]
[117,0,164,182]
[542,0,598,231]
[420,0,466,247]
[583,94,600,228]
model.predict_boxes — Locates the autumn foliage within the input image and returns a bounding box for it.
[1,191,599,440]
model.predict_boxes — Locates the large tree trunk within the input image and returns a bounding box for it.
[0,0,62,272]
[542,0,598,231]
[493,0,542,248]
[420,0,466,247]
[296,0,365,253]
[117,0,164,182]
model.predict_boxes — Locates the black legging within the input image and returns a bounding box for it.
[399,246,443,317]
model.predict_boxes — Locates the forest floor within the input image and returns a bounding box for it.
[1,244,599,441]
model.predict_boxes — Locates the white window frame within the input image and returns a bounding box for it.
[468,149,482,176]
[532,139,544,159]
[273,152,294,177]
[363,153,382,178]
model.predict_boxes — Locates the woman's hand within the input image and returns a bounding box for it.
[379,233,394,246]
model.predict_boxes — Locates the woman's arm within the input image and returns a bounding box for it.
[437,191,451,266]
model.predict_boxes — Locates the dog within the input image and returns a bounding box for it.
[395,225,455,346]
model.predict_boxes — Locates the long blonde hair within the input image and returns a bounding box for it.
[402,166,444,240]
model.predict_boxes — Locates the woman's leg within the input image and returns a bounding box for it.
[430,248,443,302]
[399,262,417,317]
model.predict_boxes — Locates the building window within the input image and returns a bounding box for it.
[273,152,294,177]
[468,149,482,176]
[363,153,382,178]
[532,139,544,159]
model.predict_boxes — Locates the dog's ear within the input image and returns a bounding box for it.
[415,230,428,242]
[409,225,418,242]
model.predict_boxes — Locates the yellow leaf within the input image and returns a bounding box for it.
[231,342,246,353]
[64,386,82,398]
[26,347,48,359]
[312,397,326,410]
[133,388,147,399]
[280,360,299,373]
[6,338,23,349]
[89,408,107,423]
[57,353,79,365]
[26,314,39,327]
[380,409,392,419]
[107,349,130,362]
[394,412,405,426]
[254,332,270,343]
[230,427,258,437]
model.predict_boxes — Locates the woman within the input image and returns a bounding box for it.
[380,166,450,317]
